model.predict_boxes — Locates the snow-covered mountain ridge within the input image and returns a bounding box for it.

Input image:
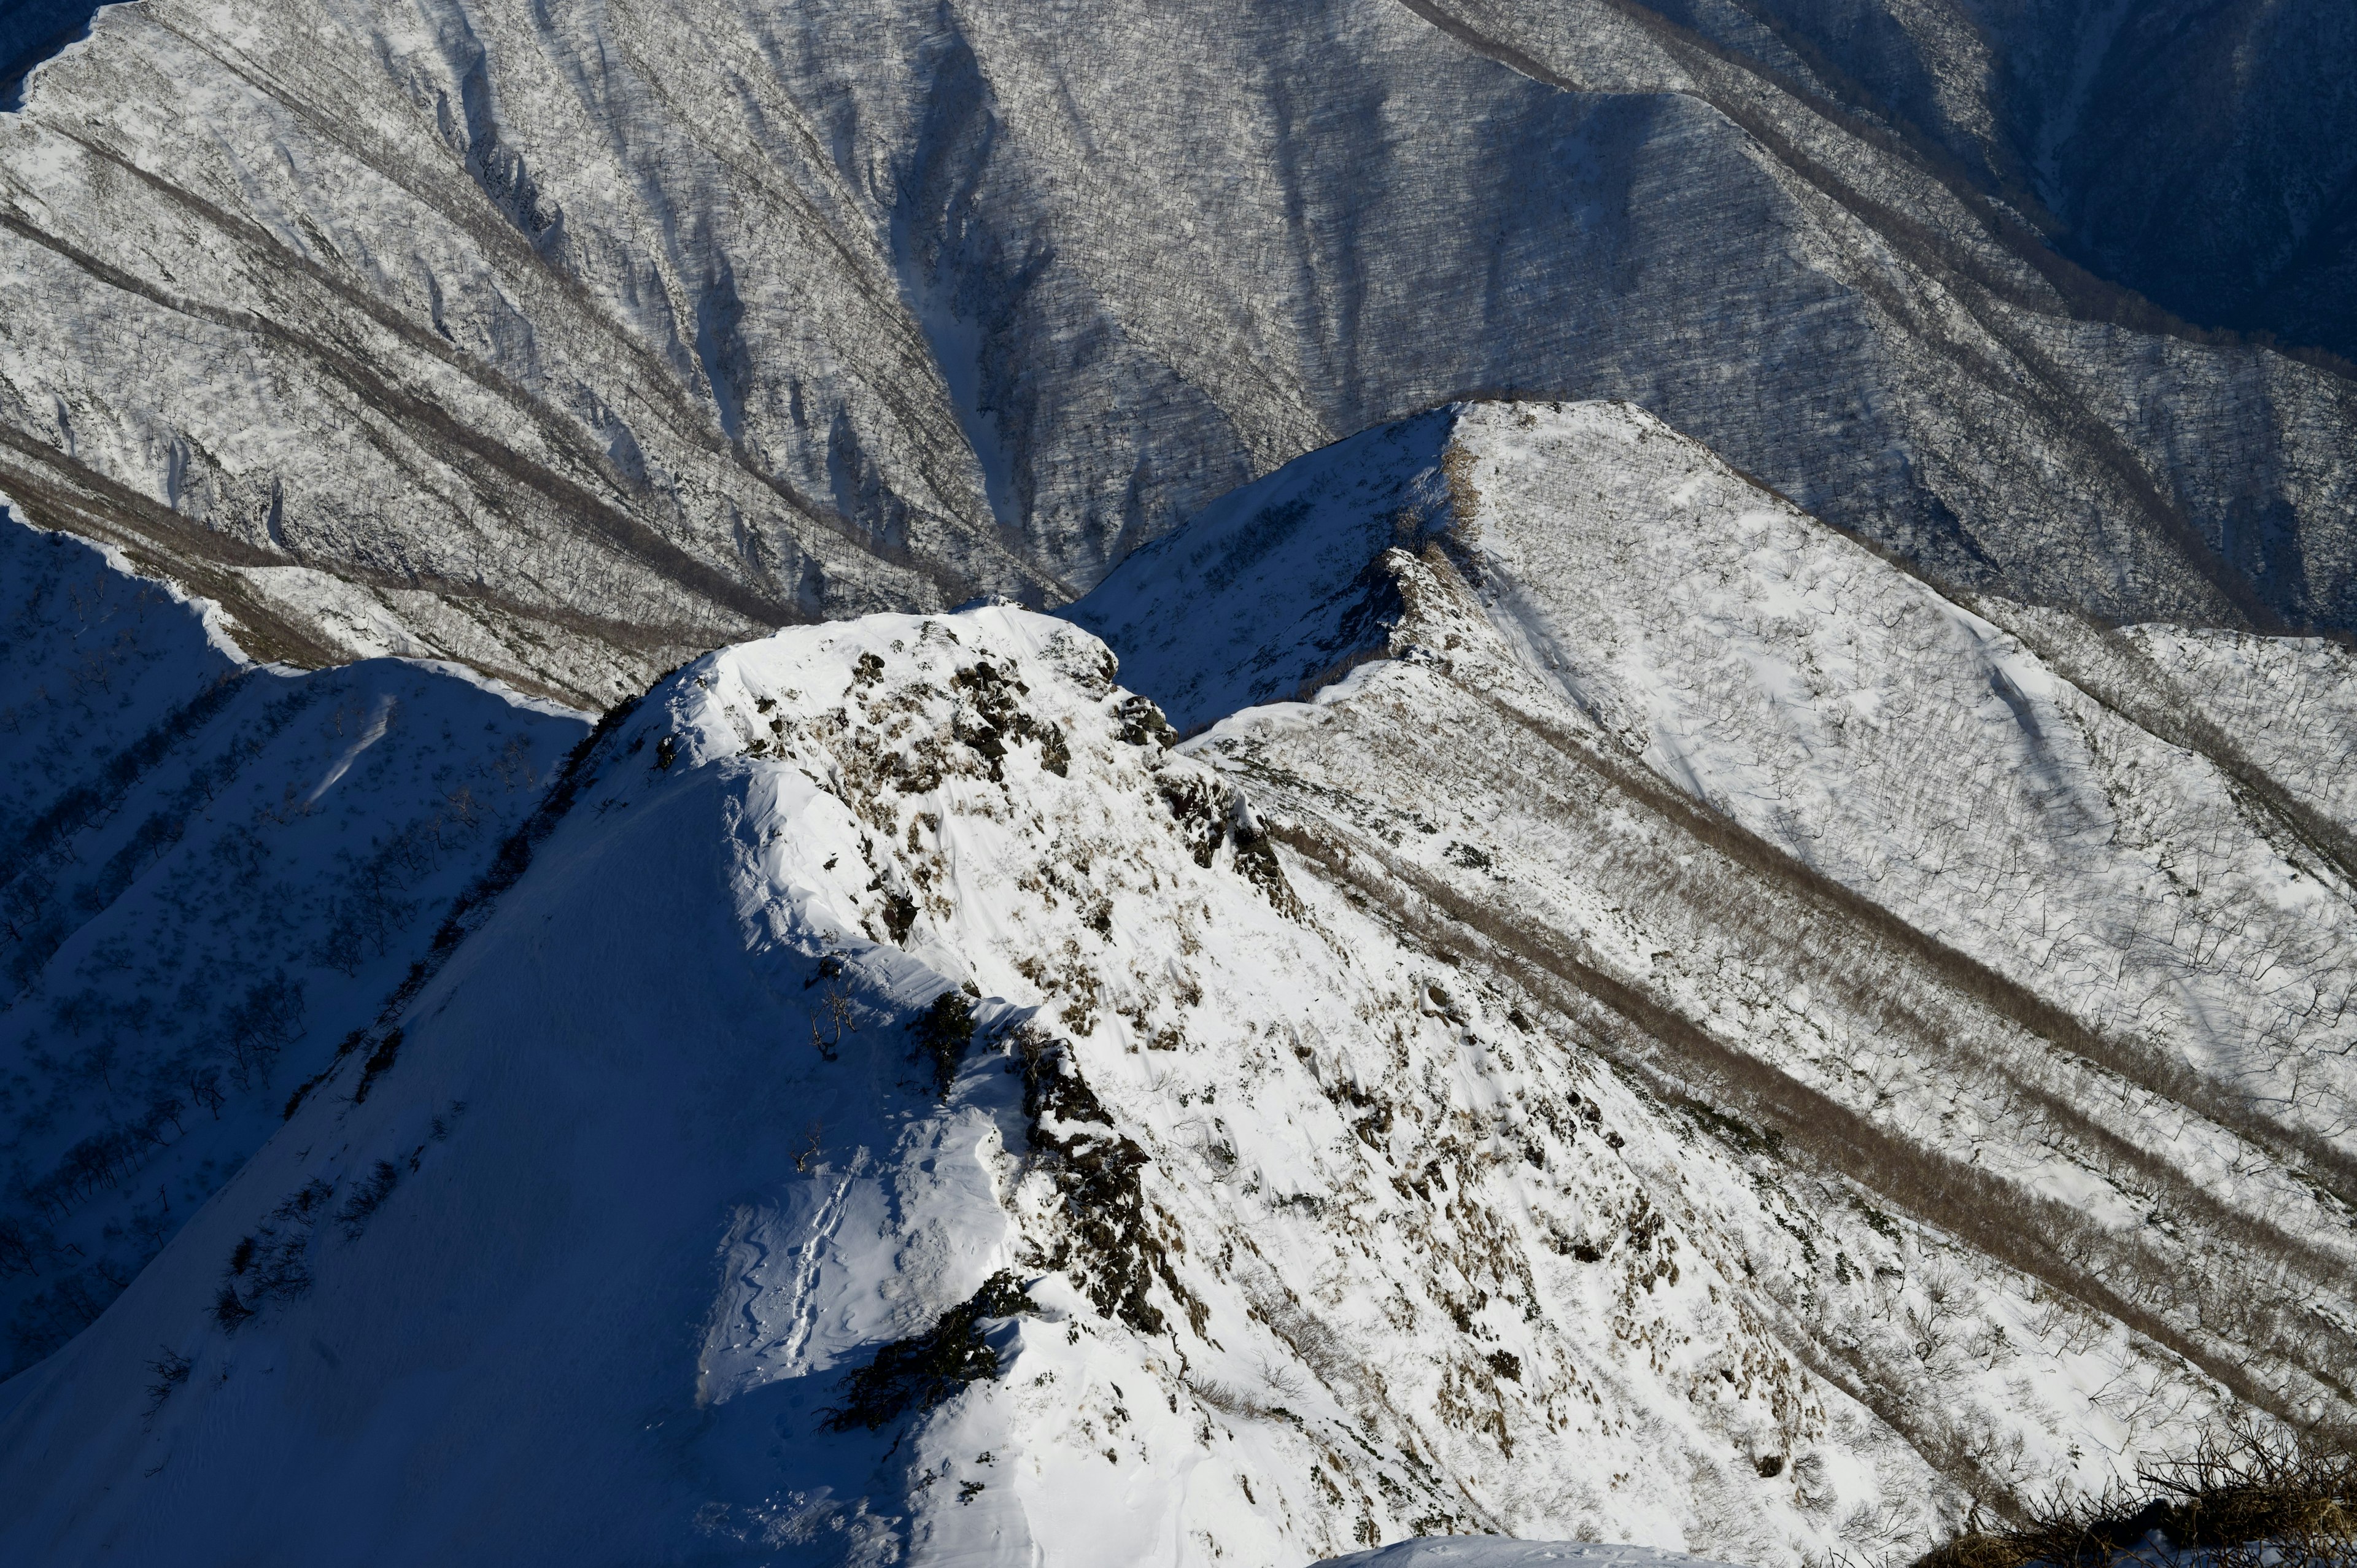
[12,600,1883,1563]
[1082,403,2357,1164]
[1082,399,2357,1458]
[2,0,2355,706]
[2,403,2350,1562]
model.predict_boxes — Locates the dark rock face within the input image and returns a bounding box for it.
[1,0,2352,705]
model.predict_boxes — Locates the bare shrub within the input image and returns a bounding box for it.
[335,1161,401,1240]
[1917,1418,2357,1568]
[223,973,305,1087]
[1245,1278,1357,1396]
[144,1346,192,1413]
[1183,1373,1269,1420]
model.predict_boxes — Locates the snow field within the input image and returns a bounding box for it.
[1086,401,2357,1534]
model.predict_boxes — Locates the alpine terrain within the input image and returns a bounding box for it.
[1,1,2354,1564]
[1,0,2356,706]
[0,398,2350,1562]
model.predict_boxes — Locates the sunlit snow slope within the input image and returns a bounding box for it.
[1079,402,2357,1170]
[0,509,587,1377]
[1078,400,2357,1498]
[1315,1546,1741,1568]
[3,512,2348,1564]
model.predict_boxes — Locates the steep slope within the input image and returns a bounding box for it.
[0,509,587,1378]
[1623,0,2357,362]
[2113,626,2357,840]
[1078,401,2357,1155]
[1,584,2339,1562]
[1064,406,1460,734]
[1080,400,2357,1449]
[1,0,2353,706]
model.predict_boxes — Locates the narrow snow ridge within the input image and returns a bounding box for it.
[0,602,2022,1565]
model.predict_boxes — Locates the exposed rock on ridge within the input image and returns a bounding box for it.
[4,420,2352,1559]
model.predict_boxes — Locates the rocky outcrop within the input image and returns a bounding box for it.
[5,417,2351,1561]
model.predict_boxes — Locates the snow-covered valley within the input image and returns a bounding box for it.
[2,401,2351,1564]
